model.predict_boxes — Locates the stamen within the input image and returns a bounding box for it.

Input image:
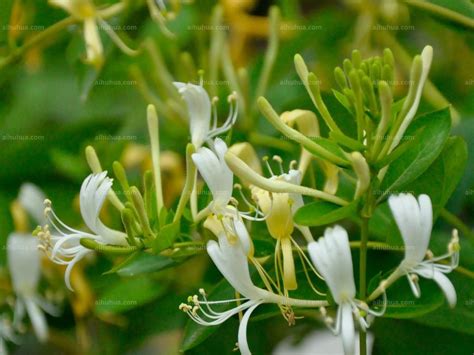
[211,96,219,130]
[289,160,297,170]
[262,156,274,176]
[272,155,284,175]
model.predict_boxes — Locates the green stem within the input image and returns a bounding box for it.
[402,0,474,30]
[359,215,369,355]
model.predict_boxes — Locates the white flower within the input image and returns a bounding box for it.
[250,164,318,292]
[174,82,237,148]
[308,226,385,355]
[192,138,234,215]
[388,193,458,307]
[18,183,47,226]
[49,0,138,69]
[180,215,327,355]
[7,233,58,342]
[38,172,128,290]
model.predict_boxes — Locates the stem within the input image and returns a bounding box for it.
[359,215,369,355]
[440,208,474,244]
[402,0,474,30]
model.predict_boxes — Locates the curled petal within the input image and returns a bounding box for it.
[238,302,261,355]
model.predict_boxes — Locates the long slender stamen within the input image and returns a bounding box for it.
[207,92,238,139]
[262,156,274,177]
[273,155,284,175]
[211,97,219,130]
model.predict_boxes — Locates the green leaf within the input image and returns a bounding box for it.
[373,318,474,354]
[152,221,180,253]
[378,107,451,200]
[106,252,177,277]
[368,273,444,319]
[404,137,468,216]
[294,200,359,226]
[95,276,166,314]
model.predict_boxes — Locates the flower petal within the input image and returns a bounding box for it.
[174,82,211,147]
[416,267,456,308]
[24,297,48,342]
[389,193,431,266]
[79,173,127,246]
[238,302,261,355]
[308,226,356,304]
[7,233,40,297]
[192,140,233,209]
[18,183,46,225]
[340,303,355,355]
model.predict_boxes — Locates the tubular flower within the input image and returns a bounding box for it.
[250,160,319,293]
[49,0,137,69]
[308,226,385,355]
[191,138,234,216]
[7,233,58,342]
[174,82,238,148]
[18,183,47,226]
[38,172,128,290]
[388,193,459,307]
[179,215,327,355]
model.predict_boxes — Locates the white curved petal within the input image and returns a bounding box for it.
[308,226,356,304]
[238,302,261,355]
[79,172,127,246]
[233,218,252,256]
[7,233,40,297]
[18,183,46,225]
[389,193,431,266]
[417,194,433,250]
[207,236,263,300]
[64,249,93,291]
[24,298,48,342]
[416,267,456,308]
[174,82,211,147]
[192,140,233,209]
[340,303,355,355]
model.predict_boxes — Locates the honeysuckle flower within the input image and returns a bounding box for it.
[191,138,234,216]
[49,0,137,69]
[7,233,58,342]
[248,158,321,292]
[38,172,128,290]
[388,193,459,307]
[180,214,327,355]
[18,183,47,226]
[308,226,385,355]
[174,82,238,148]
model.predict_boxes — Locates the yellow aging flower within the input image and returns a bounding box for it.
[251,183,297,291]
[49,0,138,69]
[50,0,103,68]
